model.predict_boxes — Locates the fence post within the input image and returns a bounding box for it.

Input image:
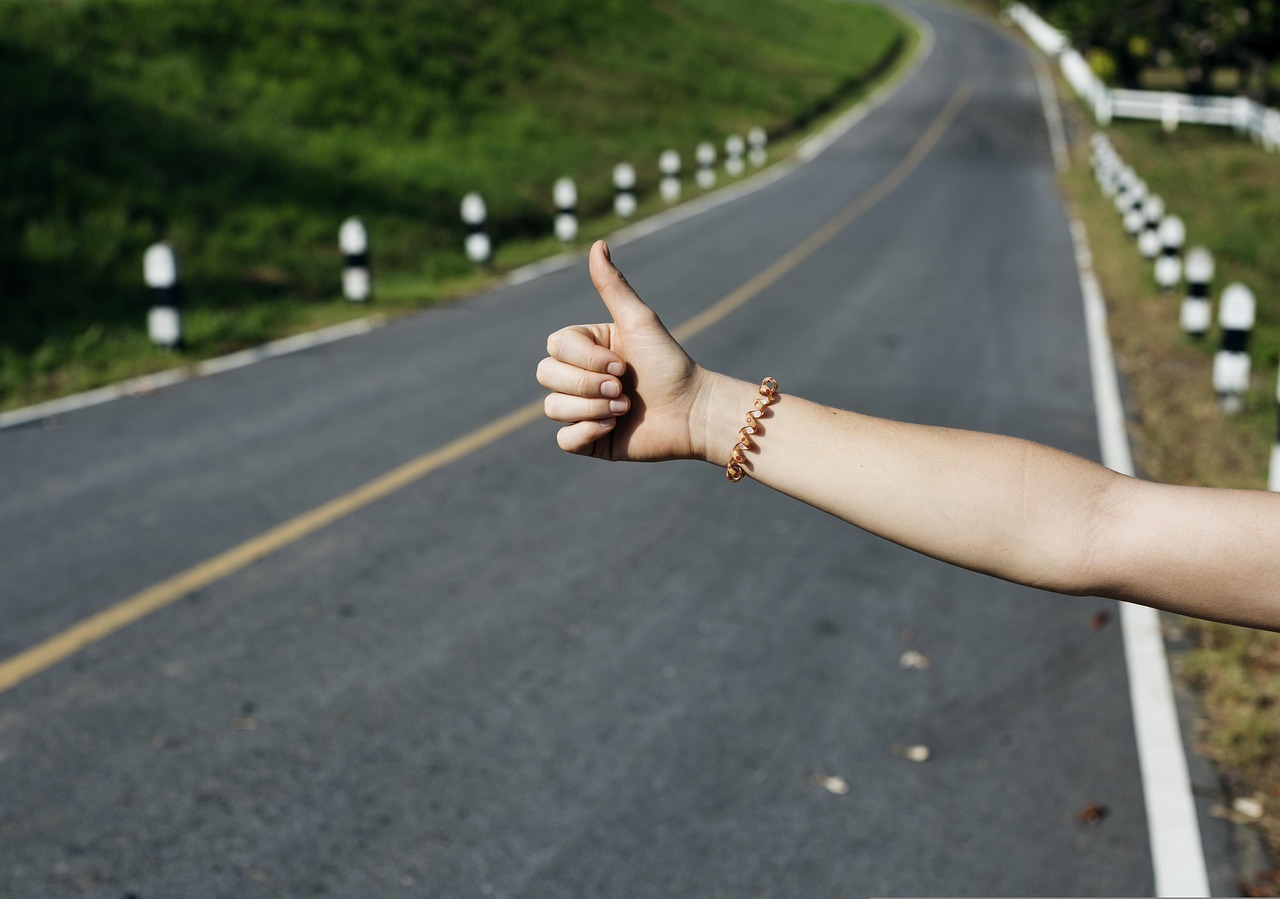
[339,217,371,302]
[144,242,182,349]
[659,150,681,204]
[554,177,578,243]
[1213,283,1255,413]
[461,193,491,265]
[1161,92,1180,133]
[1154,215,1183,291]
[1180,246,1214,339]
[1097,88,1112,125]
[613,163,637,218]
[696,141,717,190]
[748,127,768,167]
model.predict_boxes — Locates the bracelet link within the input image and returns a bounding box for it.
[726,377,778,483]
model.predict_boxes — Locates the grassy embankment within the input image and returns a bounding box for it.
[0,0,908,410]
[1060,97,1280,876]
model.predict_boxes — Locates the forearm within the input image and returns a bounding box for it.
[693,373,1280,628]
[692,372,1120,595]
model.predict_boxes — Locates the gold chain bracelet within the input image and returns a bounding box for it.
[726,377,779,482]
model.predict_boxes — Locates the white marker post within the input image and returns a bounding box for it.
[696,141,717,190]
[554,177,578,243]
[1153,215,1184,292]
[1092,137,1120,197]
[659,150,681,204]
[1137,195,1165,258]
[748,127,768,167]
[144,242,182,350]
[1119,179,1147,235]
[1181,246,1214,339]
[725,134,745,177]
[613,163,637,218]
[1213,283,1255,414]
[339,217,371,302]
[461,192,491,265]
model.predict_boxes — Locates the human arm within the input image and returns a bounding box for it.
[537,242,1280,630]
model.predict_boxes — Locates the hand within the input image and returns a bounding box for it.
[537,240,710,462]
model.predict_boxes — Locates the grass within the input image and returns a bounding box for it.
[1064,122,1279,490]
[0,0,907,411]
[1057,77,1280,888]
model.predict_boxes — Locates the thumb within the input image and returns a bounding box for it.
[589,240,657,328]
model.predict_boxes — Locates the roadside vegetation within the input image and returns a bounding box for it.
[1054,50,1280,893]
[0,0,905,410]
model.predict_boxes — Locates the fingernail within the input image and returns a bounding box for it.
[601,241,611,261]
[609,399,628,414]
[607,362,625,377]
[602,380,620,398]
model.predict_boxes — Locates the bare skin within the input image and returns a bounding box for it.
[537,240,1280,631]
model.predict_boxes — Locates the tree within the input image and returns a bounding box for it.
[1027,0,1280,99]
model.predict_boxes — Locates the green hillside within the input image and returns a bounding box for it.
[0,0,905,407]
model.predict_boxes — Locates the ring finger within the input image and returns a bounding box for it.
[544,392,629,423]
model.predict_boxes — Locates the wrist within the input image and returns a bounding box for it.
[688,370,758,466]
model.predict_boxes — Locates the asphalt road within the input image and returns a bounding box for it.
[0,3,1238,897]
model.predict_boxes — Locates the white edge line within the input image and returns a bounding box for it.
[0,316,385,430]
[2,5,934,431]
[1030,54,1071,172]
[1072,219,1210,899]
[1025,28,1209,896]
[1036,41,1212,890]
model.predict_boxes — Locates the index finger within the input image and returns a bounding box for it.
[546,325,626,377]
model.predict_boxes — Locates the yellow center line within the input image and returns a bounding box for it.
[0,79,972,697]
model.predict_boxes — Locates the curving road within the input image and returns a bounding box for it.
[0,3,1237,896]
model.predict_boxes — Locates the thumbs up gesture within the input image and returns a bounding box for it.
[537,241,710,462]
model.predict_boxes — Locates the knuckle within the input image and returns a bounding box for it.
[576,371,598,398]
[546,330,565,358]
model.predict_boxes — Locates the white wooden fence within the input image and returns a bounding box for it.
[1007,3,1280,149]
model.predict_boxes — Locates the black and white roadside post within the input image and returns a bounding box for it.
[696,141,717,190]
[1270,369,1280,491]
[1213,283,1255,414]
[1137,195,1165,257]
[1118,178,1146,234]
[613,163,637,218]
[1092,139,1120,198]
[339,216,371,302]
[748,126,768,167]
[725,134,745,177]
[659,150,681,204]
[144,241,182,350]
[1181,247,1214,338]
[554,177,578,243]
[461,192,491,266]
[1154,215,1184,293]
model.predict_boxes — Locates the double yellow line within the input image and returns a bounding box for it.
[0,80,972,696]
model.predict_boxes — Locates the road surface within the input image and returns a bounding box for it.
[0,2,1237,896]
